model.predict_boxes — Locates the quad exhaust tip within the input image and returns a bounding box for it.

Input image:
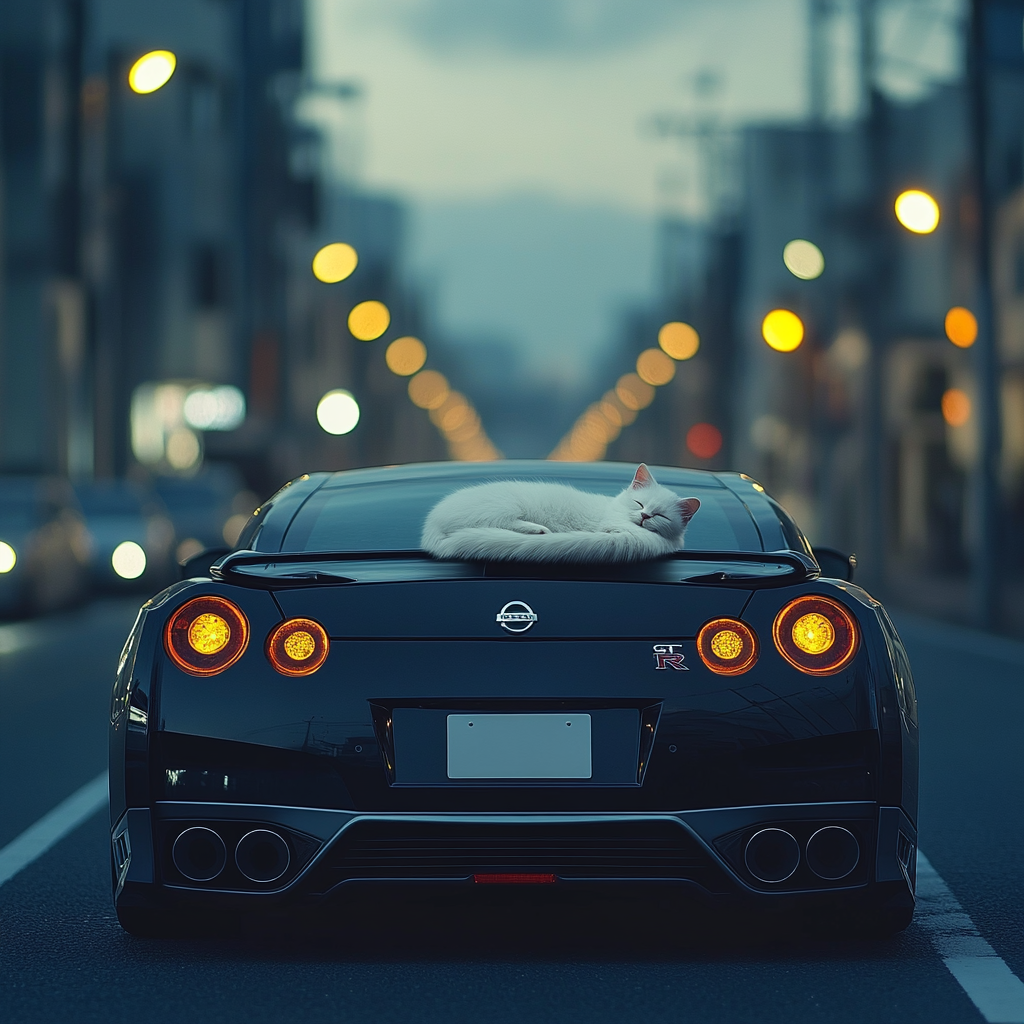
[172,826,227,882]
[235,829,291,883]
[744,828,800,883]
[805,826,860,880]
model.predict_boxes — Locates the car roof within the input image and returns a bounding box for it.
[315,460,734,490]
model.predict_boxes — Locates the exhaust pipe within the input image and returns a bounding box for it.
[744,828,800,883]
[172,826,227,882]
[805,826,860,880]
[235,829,291,883]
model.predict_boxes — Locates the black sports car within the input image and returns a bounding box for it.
[109,461,919,936]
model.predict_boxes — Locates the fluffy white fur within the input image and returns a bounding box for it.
[421,465,701,563]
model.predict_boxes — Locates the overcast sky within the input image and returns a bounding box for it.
[307,0,962,386]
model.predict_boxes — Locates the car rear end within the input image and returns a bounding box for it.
[109,464,919,933]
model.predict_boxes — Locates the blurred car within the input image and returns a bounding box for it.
[74,480,176,593]
[0,476,89,616]
[153,465,254,564]
[110,462,918,939]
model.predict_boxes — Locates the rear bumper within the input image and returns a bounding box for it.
[112,801,917,913]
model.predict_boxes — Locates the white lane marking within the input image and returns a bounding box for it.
[917,851,1024,1023]
[0,771,108,888]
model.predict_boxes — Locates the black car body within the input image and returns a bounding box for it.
[109,462,919,935]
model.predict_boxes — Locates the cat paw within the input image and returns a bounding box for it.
[513,520,551,535]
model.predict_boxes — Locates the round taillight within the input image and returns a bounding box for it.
[266,618,329,676]
[772,595,859,675]
[696,618,759,675]
[165,596,249,676]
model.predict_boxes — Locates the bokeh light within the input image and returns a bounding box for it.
[128,51,176,94]
[762,309,805,352]
[0,541,17,573]
[783,239,825,280]
[687,422,723,459]
[636,348,676,386]
[111,540,147,580]
[166,427,201,470]
[312,242,358,283]
[316,389,360,434]
[944,307,978,348]
[658,322,700,360]
[222,514,249,545]
[385,336,427,375]
[895,190,940,233]
[615,373,655,410]
[408,370,450,409]
[348,300,390,341]
[941,388,971,426]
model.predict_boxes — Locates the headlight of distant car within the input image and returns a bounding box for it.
[0,541,16,573]
[772,595,859,675]
[165,596,249,676]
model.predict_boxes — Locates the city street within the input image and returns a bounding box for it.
[0,599,1021,1023]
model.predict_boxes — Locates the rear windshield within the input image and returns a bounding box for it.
[273,476,763,553]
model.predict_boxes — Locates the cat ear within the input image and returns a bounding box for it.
[630,464,654,490]
[678,497,701,525]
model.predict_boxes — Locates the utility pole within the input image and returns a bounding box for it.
[967,0,1002,626]
[858,0,888,595]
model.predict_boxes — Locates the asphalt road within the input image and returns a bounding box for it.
[0,598,1021,1023]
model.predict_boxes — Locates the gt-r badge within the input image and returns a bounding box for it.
[496,600,538,633]
[653,643,688,670]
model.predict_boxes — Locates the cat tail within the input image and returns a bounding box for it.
[421,526,677,564]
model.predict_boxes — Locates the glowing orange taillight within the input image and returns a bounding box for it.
[164,596,249,676]
[266,618,329,677]
[773,595,859,675]
[696,618,759,675]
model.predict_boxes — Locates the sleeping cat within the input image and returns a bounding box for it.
[421,464,700,563]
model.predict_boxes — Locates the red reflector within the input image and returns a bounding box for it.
[473,873,557,885]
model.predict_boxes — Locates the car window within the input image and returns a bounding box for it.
[277,477,761,553]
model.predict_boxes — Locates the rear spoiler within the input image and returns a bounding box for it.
[210,548,818,590]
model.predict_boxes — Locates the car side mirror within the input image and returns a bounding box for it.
[179,546,232,580]
[814,546,856,582]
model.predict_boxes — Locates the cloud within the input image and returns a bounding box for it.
[361,0,692,54]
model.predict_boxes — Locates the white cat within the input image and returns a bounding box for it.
[421,464,700,563]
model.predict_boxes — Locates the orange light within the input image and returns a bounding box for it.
[636,348,676,386]
[686,423,722,460]
[944,307,977,348]
[772,595,859,675]
[165,596,249,676]
[385,336,427,375]
[266,618,329,677]
[696,618,759,675]
[408,370,450,409]
[941,388,971,426]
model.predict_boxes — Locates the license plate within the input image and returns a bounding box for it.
[447,714,592,779]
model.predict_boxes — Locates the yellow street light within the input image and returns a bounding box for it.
[895,190,940,234]
[615,373,655,411]
[128,51,177,94]
[348,300,390,341]
[762,309,804,352]
[385,336,427,375]
[408,370,449,409]
[658,322,700,360]
[944,307,978,348]
[636,348,675,386]
[312,242,358,283]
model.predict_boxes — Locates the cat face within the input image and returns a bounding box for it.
[618,464,701,540]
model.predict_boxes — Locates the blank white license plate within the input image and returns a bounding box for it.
[446,714,592,779]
